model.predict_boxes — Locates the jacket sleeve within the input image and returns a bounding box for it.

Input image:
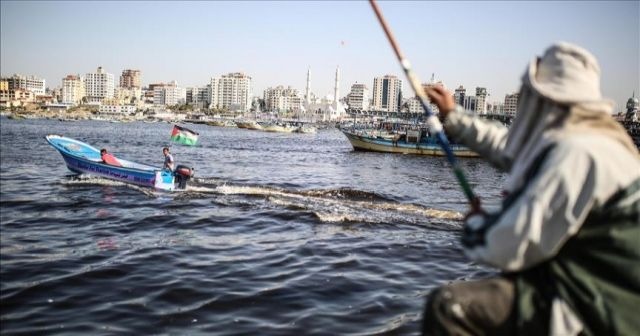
[444,105,511,170]
[463,141,599,271]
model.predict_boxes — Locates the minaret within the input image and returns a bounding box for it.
[305,67,311,106]
[333,66,340,110]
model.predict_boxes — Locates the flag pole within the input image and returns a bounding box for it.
[368,0,480,210]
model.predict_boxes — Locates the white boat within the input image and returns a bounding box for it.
[262,122,294,133]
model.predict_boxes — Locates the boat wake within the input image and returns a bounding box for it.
[61,175,158,197]
[191,179,463,229]
[60,175,463,229]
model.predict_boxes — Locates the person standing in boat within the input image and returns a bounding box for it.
[422,42,640,335]
[100,148,122,167]
[163,147,175,171]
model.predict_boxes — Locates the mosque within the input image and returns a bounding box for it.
[300,67,346,121]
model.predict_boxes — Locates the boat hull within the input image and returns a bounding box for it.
[45,135,175,190]
[341,130,479,157]
[59,153,158,187]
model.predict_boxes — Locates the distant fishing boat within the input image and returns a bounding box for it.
[262,122,295,133]
[235,120,262,130]
[295,125,317,134]
[45,135,195,191]
[340,128,478,157]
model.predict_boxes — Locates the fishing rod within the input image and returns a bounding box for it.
[368,0,480,211]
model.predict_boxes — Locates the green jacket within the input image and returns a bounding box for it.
[516,178,640,335]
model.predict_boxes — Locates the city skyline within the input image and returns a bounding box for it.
[1,1,638,111]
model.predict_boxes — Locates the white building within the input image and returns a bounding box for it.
[406,97,422,114]
[263,85,302,113]
[372,75,402,112]
[85,67,115,104]
[115,87,143,106]
[454,85,466,106]
[61,74,85,106]
[487,102,504,114]
[302,67,346,121]
[153,81,186,106]
[99,104,136,115]
[463,95,476,112]
[474,87,488,114]
[210,72,252,112]
[504,92,519,116]
[347,83,370,111]
[4,74,46,95]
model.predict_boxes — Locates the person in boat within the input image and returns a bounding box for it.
[163,147,174,171]
[100,148,122,167]
[422,42,640,335]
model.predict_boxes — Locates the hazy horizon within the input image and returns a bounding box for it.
[1,1,638,111]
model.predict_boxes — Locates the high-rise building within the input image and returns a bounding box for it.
[372,75,402,112]
[454,86,466,106]
[463,95,476,112]
[475,87,488,114]
[85,67,115,104]
[347,83,370,111]
[153,81,186,106]
[120,69,141,89]
[210,72,252,112]
[61,75,85,106]
[503,92,519,116]
[186,86,210,107]
[3,74,46,95]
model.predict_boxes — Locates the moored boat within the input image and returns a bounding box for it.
[295,125,317,134]
[45,135,194,191]
[340,128,478,157]
[262,122,295,133]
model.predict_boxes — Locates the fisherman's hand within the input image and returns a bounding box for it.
[461,199,490,248]
[462,213,489,248]
[425,85,455,119]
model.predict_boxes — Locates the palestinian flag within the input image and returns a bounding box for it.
[171,125,199,146]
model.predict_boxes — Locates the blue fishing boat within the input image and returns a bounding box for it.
[340,128,479,157]
[45,135,194,191]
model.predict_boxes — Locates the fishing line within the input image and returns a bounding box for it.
[368,0,480,211]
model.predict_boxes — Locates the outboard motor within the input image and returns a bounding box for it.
[174,164,195,189]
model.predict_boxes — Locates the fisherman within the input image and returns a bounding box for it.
[422,42,640,335]
[163,147,175,171]
[100,148,122,167]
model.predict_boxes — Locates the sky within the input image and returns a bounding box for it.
[1,1,638,111]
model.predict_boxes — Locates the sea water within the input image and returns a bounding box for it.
[0,117,504,335]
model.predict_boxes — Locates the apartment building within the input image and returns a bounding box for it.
[85,67,115,104]
[210,72,252,112]
[347,83,370,111]
[474,87,488,114]
[372,75,402,112]
[120,69,141,89]
[153,81,186,106]
[263,85,302,113]
[503,92,519,116]
[3,74,46,95]
[454,86,466,106]
[61,75,85,106]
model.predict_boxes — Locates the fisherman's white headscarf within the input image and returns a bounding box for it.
[502,42,638,193]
